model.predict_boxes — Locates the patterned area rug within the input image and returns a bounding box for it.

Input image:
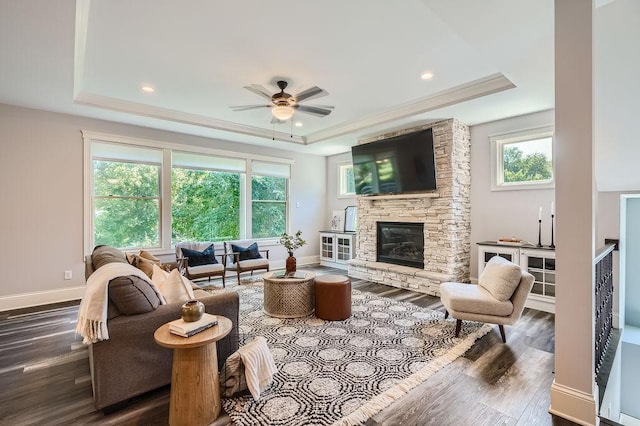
[207,282,491,426]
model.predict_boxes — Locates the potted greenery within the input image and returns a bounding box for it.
[279,230,306,274]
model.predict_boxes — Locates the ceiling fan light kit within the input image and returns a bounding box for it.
[272,105,295,120]
[231,79,333,123]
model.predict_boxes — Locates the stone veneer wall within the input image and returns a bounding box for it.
[348,118,471,296]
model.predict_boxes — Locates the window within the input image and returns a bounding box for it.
[338,162,355,197]
[491,126,554,191]
[92,143,162,249]
[171,151,245,244]
[251,161,290,239]
[84,132,293,252]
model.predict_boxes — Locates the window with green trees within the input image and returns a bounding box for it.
[492,127,554,190]
[86,135,292,251]
[172,168,240,243]
[339,163,355,196]
[252,174,287,238]
[93,160,160,248]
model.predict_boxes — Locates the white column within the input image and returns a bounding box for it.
[549,1,598,425]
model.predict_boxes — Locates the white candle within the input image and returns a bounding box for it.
[538,207,542,220]
[551,201,555,216]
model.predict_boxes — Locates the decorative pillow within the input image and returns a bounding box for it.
[231,242,262,263]
[92,245,128,270]
[128,254,156,278]
[181,244,218,267]
[478,256,522,302]
[108,275,161,315]
[152,265,195,304]
[139,250,161,264]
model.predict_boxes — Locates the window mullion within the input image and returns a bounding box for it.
[242,161,250,239]
[161,149,172,250]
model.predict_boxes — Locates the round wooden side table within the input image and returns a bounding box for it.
[262,271,316,318]
[154,316,232,426]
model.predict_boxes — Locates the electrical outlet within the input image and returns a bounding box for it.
[64,270,72,280]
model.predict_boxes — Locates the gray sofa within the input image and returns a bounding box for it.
[84,249,240,411]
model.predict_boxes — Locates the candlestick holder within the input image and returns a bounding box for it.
[550,214,555,248]
[537,219,543,247]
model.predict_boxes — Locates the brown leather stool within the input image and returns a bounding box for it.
[314,275,352,321]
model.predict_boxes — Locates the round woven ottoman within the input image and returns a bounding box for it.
[314,275,352,321]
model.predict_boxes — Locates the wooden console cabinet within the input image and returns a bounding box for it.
[477,241,556,313]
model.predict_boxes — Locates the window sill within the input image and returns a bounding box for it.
[491,182,555,192]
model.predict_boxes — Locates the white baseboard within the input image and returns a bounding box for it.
[0,286,86,312]
[549,380,598,426]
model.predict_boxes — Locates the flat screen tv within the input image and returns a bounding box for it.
[351,128,437,196]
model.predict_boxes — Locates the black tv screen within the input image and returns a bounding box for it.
[351,129,437,196]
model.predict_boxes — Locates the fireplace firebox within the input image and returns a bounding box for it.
[376,222,424,269]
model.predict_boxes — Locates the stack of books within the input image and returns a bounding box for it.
[169,313,218,337]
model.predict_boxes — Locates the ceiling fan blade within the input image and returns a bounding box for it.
[244,84,274,100]
[294,104,333,117]
[308,104,335,109]
[229,104,271,111]
[293,86,328,102]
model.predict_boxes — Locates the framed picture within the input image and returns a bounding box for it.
[344,206,357,232]
[331,210,344,231]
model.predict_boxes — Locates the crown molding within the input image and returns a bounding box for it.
[73,92,306,145]
[304,73,515,144]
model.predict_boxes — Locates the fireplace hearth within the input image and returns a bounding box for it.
[377,222,424,269]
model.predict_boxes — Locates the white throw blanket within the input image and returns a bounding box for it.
[238,336,278,400]
[76,262,166,344]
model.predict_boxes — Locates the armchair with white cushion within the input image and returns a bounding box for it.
[223,240,270,282]
[440,255,534,343]
[175,242,227,287]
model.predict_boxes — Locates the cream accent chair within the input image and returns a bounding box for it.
[175,242,227,287]
[223,239,270,282]
[440,256,534,343]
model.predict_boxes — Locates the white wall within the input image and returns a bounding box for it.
[0,103,326,310]
[469,109,555,280]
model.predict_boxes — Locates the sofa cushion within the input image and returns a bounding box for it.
[128,254,156,278]
[92,245,128,270]
[152,265,195,304]
[108,275,161,315]
[440,282,514,317]
[139,250,160,264]
[478,256,522,302]
[181,244,218,267]
[231,242,262,263]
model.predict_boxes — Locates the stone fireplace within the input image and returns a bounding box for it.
[348,119,471,296]
[377,222,424,269]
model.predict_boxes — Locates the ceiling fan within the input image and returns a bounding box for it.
[230,80,334,123]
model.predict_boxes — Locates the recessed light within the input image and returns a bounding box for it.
[294,121,303,127]
[421,71,434,80]
[140,84,155,93]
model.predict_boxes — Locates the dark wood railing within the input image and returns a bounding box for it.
[594,243,615,374]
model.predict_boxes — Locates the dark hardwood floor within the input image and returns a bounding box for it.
[0,265,575,425]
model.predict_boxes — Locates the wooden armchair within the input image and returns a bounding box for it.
[174,242,227,287]
[223,240,270,282]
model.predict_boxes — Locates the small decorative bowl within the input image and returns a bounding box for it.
[180,300,205,322]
